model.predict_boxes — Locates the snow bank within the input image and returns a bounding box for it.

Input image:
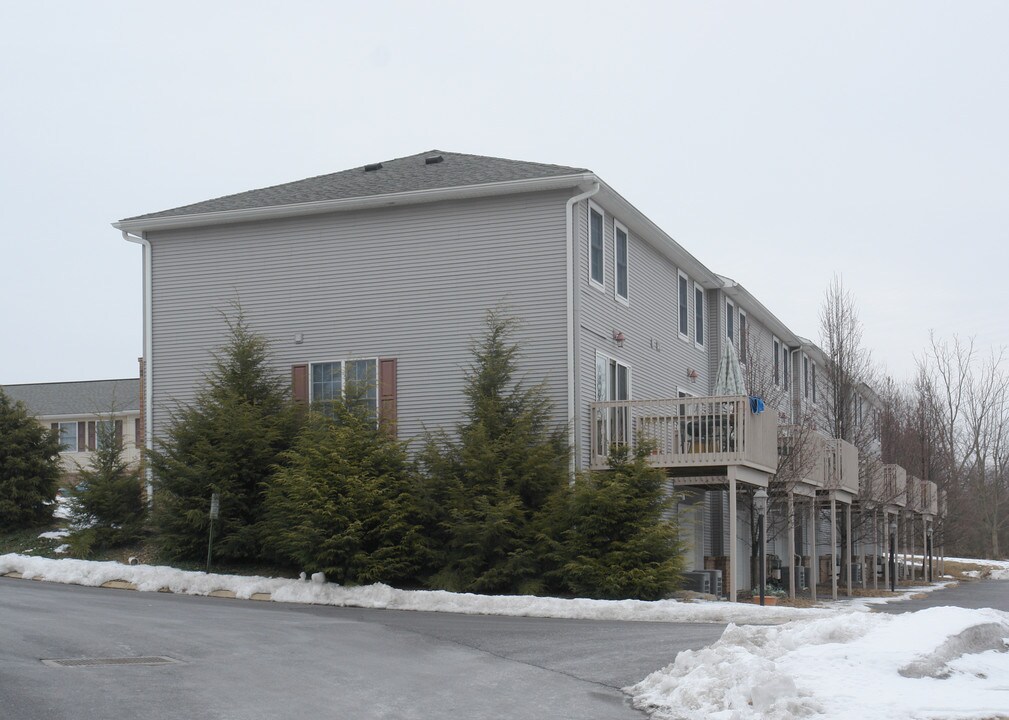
[628,606,1009,719]
[0,553,834,624]
[944,555,1009,581]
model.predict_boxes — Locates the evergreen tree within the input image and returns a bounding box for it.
[148,309,299,562]
[549,442,685,601]
[66,418,146,555]
[419,311,570,594]
[262,392,429,585]
[0,389,62,530]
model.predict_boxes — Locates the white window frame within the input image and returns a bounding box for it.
[677,270,690,341]
[613,219,629,305]
[772,336,781,386]
[726,300,734,344]
[811,361,818,404]
[782,343,790,391]
[588,201,605,292]
[58,421,78,453]
[803,354,810,400]
[309,357,380,416]
[595,351,632,452]
[738,309,747,365]
[693,282,705,350]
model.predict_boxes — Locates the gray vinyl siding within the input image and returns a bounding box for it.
[148,191,571,445]
[572,198,709,468]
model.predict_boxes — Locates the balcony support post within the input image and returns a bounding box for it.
[728,474,737,602]
[809,497,817,602]
[830,496,838,600]
[873,508,879,590]
[845,502,852,597]
[787,492,795,600]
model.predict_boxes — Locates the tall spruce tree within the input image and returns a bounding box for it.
[66,418,146,555]
[419,311,569,594]
[548,442,685,601]
[148,309,299,562]
[261,393,429,585]
[0,389,62,530]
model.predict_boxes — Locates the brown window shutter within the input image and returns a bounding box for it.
[292,364,309,405]
[135,418,142,447]
[77,423,86,452]
[115,420,123,446]
[379,358,398,435]
[88,421,96,451]
[51,422,58,431]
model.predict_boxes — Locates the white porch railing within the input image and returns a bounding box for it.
[589,395,778,472]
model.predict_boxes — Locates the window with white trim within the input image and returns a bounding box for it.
[311,359,378,416]
[726,300,734,343]
[773,337,781,385]
[58,422,78,452]
[694,283,704,347]
[803,354,810,399]
[96,420,115,450]
[677,271,689,339]
[738,310,747,364]
[589,204,604,288]
[614,220,629,303]
[782,343,790,390]
[811,362,818,404]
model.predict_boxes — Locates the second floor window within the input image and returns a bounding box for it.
[678,273,689,338]
[803,355,810,399]
[726,301,734,342]
[614,222,628,303]
[773,338,781,385]
[589,206,604,288]
[738,311,747,364]
[694,285,704,347]
[312,359,378,416]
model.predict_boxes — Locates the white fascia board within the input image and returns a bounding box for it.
[113,173,596,234]
[595,182,721,288]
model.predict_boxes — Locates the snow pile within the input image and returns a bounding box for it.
[37,530,69,540]
[628,606,1009,720]
[946,555,1009,581]
[0,553,835,624]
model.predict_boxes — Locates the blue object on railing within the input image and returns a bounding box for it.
[749,396,765,414]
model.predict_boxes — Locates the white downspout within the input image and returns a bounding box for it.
[566,182,600,473]
[122,230,154,503]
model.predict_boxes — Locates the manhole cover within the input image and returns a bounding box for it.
[42,656,180,668]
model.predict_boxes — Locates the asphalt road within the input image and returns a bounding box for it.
[0,578,726,720]
[874,578,1009,614]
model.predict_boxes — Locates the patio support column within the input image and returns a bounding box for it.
[787,492,795,600]
[831,496,838,600]
[883,511,889,590]
[809,497,817,602]
[728,475,737,602]
[845,503,852,597]
[873,509,878,590]
[922,520,928,580]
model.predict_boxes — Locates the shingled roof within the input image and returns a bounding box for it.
[2,379,140,417]
[123,150,590,221]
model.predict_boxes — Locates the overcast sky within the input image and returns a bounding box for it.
[2,1,1006,386]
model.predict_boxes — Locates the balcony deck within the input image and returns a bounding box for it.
[821,438,859,498]
[777,425,829,494]
[589,395,778,475]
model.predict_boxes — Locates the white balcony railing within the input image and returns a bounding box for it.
[589,395,778,473]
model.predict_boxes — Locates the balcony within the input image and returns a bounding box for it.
[823,438,859,497]
[777,425,830,491]
[589,395,778,473]
[921,479,939,516]
[880,464,907,508]
[906,475,923,513]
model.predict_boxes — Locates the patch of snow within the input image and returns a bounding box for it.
[53,495,72,520]
[627,606,1009,720]
[54,544,69,554]
[38,530,69,540]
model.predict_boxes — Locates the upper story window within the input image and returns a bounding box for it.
[678,271,689,339]
[614,221,629,304]
[726,300,734,343]
[738,310,747,364]
[773,337,781,385]
[803,355,810,399]
[694,284,705,348]
[782,343,790,390]
[811,362,818,404]
[58,421,79,452]
[311,358,378,416]
[589,204,604,289]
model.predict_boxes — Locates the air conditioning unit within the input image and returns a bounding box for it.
[682,571,711,594]
[701,569,723,598]
[781,566,808,591]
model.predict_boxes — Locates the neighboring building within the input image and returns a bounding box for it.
[1,377,142,485]
[114,149,939,600]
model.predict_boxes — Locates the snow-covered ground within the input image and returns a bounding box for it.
[3,552,1009,719]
